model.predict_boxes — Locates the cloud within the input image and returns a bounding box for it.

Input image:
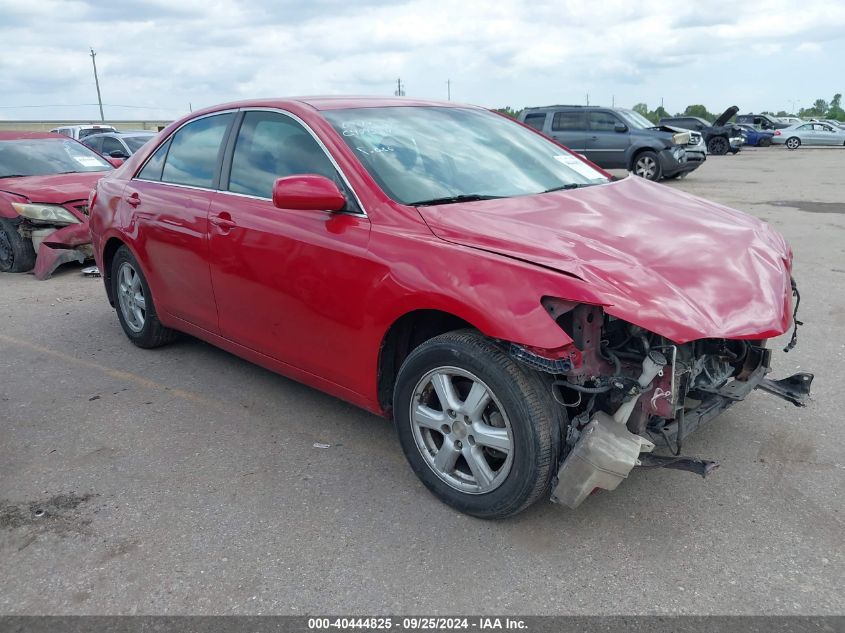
[796,42,822,53]
[1,0,844,120]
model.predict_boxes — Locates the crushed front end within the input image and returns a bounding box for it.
[516,296,813,509]
[12,200,93,280]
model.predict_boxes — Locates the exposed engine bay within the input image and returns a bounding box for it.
[511,296,813,508]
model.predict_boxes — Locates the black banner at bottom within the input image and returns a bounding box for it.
[0,616,842,633]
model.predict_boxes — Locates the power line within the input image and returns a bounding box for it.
[0,103,185,112]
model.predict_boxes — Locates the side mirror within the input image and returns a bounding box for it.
[272,174,346,212]
[109,150,129,159]
[614,123,628,133]
[107,157,124,168]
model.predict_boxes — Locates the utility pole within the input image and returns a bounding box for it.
[612,94,615,108]
[585,92,589,106]
[394,78,405,96]
[90,48,104,122]
[447,79,451,101]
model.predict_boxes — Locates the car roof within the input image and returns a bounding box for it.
[0,131,68,141]
[190,96,469,115]
[84,131,155,139]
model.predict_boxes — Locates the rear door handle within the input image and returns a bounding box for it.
[126,192,141,207]
[210,212,236,231]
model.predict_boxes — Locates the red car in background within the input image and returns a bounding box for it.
[0,132,114,279]
[88,97,811,518]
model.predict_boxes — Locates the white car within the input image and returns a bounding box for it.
[772,122,845,149]
[49,124,118,140]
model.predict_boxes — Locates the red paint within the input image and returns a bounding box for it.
[89,97,796,416]
[272,175,346,212]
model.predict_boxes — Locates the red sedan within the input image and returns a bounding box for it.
[89,97,811,517]
[0,132,115,279]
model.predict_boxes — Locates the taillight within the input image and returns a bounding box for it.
[774,130,781,136]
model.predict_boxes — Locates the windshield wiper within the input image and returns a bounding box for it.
[409,194,504,206]
[542,183,582,193]
[0,174,30,179]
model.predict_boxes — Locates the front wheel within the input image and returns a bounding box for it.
[0,218,36,273]
[632,151,661,181]
[393,331,562,518]
[707,136,729,155]
[785,136,801,150]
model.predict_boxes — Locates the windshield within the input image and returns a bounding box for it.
[322,106,609,205]
[0,138,112,178]
[123,135,154,152]
[617,109,654,130]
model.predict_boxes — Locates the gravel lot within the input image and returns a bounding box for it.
[1,147,843,615]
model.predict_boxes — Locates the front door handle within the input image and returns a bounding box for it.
[210,212,236,231]
[590,135,598,140]
[126,192,141,207]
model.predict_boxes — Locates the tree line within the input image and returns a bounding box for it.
[495,93,845,123]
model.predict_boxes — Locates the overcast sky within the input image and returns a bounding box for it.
[1,0,844,122]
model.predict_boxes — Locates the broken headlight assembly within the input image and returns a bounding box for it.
[12,202,80,225]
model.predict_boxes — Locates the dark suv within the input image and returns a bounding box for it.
[518,105,704,181]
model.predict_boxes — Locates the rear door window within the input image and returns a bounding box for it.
[551,111,586,131]
[523,113,547,131]
[101,137,125,156]
[137,138,172,181]
[160,113,234,188]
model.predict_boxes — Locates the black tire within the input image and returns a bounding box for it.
[707,136,729,155]
[0,217,36,273]
[760,137,772,147]
[785,136,801,150]
[111,245,177,348]
[631,150,662,181]
[393,330,563,519]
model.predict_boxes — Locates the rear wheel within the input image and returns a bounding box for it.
[0,218,36,273]
[632,151,661,181]
[707,136,729,155]
[111,246,177,348]
[785,137,801,150]
[393,330,562,518]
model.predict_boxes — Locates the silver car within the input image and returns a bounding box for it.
[772,122,845,149]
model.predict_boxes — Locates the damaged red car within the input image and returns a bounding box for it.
[88,98,812,518]
[0,131,114,279]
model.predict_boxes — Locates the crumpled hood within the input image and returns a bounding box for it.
[0,172,107,205]
[417,176,793,343]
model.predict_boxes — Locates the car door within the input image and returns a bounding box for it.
[817,124,840,145]
[206,109,373,386]
[122,111,235,333]
[548,111,587,152]
[584,110,628,168]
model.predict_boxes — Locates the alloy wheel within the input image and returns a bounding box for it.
[117,261,147,332]
[635,156,657,179]
[409,366,514,494]
[786,137,800,150]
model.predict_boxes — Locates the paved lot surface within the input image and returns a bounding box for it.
[1,147,843,615]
